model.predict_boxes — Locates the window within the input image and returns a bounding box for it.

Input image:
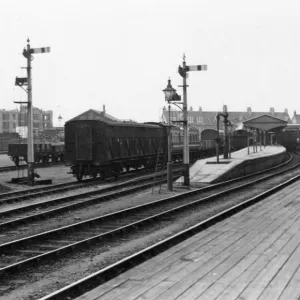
[44,115,48,121]
[196,117,203,123]
[13,123,16,129]
[2,114,9,121]
[2,122,9,129]
[188,117,194,123]
[12,114,16,120]
[33,114,39,120]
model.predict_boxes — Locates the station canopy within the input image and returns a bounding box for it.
[243,114,287,132]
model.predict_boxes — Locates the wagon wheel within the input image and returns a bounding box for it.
[75,171,84,181]
[100,171,107,180]
[91,168,98,179]
[13,156,19,167]
[42,156,49,163]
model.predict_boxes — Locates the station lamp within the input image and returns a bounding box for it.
[163,78,177,103]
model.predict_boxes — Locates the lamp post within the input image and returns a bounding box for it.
[163,78,177,191]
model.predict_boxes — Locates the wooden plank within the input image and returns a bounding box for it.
[237,231,300,300]
[200,223,297,300]
[151,230,271,299]
[91,280,142,300]
[258,237,300,299]
[278,264,300,300]
[75,278,128,300]
[151,198,300,300]
[174,217,290,300]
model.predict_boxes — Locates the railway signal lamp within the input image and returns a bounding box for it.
[15,77,28,86]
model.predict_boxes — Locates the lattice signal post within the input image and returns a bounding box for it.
[15,39,50,186]
[178,54,207,187]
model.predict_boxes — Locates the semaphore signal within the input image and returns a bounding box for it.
[15,38,50,186]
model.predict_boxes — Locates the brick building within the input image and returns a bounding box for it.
[0,107,53,134]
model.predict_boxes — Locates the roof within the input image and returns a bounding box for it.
[291,114,300,124]
[243,114,287,131]
[68,109,120,122]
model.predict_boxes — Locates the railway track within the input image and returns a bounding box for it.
[0,154,293,232]
[0,165,168,203]
[0,172,181,231]
[1,152,300,299]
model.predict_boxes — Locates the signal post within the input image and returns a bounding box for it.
[16,39,50,185]
[178,54,207,187]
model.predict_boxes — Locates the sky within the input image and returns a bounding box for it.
[1,0,300,125]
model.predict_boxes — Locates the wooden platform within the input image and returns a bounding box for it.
[76,180,300,300]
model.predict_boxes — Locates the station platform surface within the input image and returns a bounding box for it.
[176,145,286,186]
[76,179,300,300]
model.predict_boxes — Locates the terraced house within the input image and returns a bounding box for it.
[161,106,291,135]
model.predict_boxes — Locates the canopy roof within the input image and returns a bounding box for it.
[243,114,287,131]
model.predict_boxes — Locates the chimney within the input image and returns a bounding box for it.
[190,106,193,111]
[223,105,228,113]
[198,106,202,112]
[163,106,166,111]
[270,107,275,115]
[284,108,288,114]
[247,107,252,116]
[103,105,106,113]
[294,110,297,116]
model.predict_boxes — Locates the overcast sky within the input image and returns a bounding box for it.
[2,0,300,125]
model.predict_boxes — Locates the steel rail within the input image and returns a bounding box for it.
[0,153,293,229]
[0,153,298,276]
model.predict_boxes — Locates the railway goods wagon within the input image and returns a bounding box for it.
[230,129,251,151]
[171,125,200,144]
[0,133,23,152]
[275,130,297,151]
[163,125,217,163]
[8,142,65,166]
[64,120,167,180]
[274,124,300,152]
[201,129,220,140]
[50,142,65,162]
[65,120,222,181]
